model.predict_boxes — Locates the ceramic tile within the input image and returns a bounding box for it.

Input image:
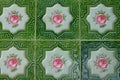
[0,41,34,79]
[82,41,120,80]
[36,41,80,80]
[37,0,79,39]
[80,0,120,39]
[0,0,35,39]
[0,0,120,80]
[86,4,116,34]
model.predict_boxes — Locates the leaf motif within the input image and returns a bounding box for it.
[56,24,62,27]
[49,17,52,23]
[11,68,17,72]
[55,10,62,14]
[106,14,110,20]
[18,58,22,65]
[10,54,17,58]
[97,10,105,14]
[107,57,111,64]
[6,17,9,23]
[54,54,62,58]
[93,17,96,22]
[94,61,97,66]
[102,69,107,72]
[100,24,106,28]
[62,58,66,64]
[63,14,66,20]
[57,69,62,72]
[99,54,107,58]
[4,60,7,66]
[19,14,23,20]
[12,24,18,28]
[11,10,18,14]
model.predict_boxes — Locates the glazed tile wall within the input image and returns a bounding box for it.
[0,0,119,80]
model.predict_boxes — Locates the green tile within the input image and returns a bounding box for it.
[0,41,34,79]
[37,0,79,39]
[80,0,120,39]
[82,41,120,80]
[0,0,35,40]
[36,41,80,79]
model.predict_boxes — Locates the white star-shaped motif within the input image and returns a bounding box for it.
[87,4,116,34]
[42,47,73,78]
[0,4,29,33]
[0,47,28,78]
[87,47,118,78]
[43,4,73,34]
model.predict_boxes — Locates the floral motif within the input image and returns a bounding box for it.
[94,53,112,72]
[7,57,19,69]
[43,4,73,34]
[0,4,29,33]
[52,57,63,69]
[0,47,28,78]
[4,54,22,72]
[96,14,107,26]
[6,10,23,28]
[93,10,110,28]
[97,58,108,70]
[52,14,63,25]
[87,47,118,78]
[87,4,116,34]
[42,47,73,78]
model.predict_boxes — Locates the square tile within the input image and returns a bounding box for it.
[36,41,81,79]
[80,0,120,39]
[0,41,34,79]
[0,0,35,39]
[37,0,79,39]
[82,41,120,80]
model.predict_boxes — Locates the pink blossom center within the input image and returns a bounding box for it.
[52,58,63,69]
[96,14,107,25]
[9,14,20,24]
[7,57,18,69]
[52,14,63,24]
[97,58,108,70]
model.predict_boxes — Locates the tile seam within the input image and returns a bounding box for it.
[34,0,37,80]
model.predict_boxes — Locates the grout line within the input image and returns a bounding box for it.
[34,0,37,80]
[78,0,82,79]
[35,39,120,42]
[79,0,81,40]
[0,39,35,41]
[79,41,82,80]
[0,39,120,42]
[37,39,81,41]
[81,39,120,41]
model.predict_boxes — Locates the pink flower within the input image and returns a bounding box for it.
[9,14,20,24]
[97,58,108,70]
[7,57,18,69]
[52,14,63,24]
[96,14,107,25]
[52,58,63,69]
